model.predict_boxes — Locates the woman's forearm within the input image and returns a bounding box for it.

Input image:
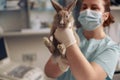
[45,44,106,80]
[44,56,63,78]
[66,44,106,80]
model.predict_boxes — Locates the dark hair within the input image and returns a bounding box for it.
[103,0,115,27]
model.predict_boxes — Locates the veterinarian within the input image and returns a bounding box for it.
[45,0,120,80]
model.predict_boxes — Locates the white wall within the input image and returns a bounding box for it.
[107,10,120,43]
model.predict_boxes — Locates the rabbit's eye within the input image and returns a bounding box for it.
[57,15,60,18]
[57,15,59,18]
[66,15,69,18]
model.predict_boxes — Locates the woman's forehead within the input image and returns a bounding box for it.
[82,0,104,6]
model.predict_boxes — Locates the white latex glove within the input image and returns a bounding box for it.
[54,28,76,48]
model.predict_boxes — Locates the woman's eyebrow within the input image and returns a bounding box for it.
[81,3,99,8]
[91,4,101,9]
[82,3,87,7]
[92,4,99,7]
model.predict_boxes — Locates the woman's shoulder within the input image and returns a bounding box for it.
[100,36,120,54]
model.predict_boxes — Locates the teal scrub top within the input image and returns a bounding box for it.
[57,28,120,80]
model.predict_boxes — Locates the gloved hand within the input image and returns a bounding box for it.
[54,28,76,48]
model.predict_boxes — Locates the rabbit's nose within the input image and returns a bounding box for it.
[60,19,64,25]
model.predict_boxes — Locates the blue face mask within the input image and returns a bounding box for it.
[78,9,103,31]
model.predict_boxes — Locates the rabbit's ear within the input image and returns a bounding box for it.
[50,0,63,12]
[67,0,77,12]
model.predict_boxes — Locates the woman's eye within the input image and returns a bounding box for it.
[91,6,99,11]
[81,4,88,10]
[92,8,97,10]
[81,6,87,10]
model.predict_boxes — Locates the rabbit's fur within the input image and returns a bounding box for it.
[43,0,79,62]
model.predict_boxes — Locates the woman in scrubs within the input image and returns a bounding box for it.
[44,0,120,80]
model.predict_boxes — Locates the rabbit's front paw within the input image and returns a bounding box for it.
[43,37,51,47]
[57,44,66,56]
[43,37,55,53]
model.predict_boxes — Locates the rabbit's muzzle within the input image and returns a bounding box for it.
[58,19,68,28]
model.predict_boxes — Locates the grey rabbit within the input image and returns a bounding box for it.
[43,0,80,63]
